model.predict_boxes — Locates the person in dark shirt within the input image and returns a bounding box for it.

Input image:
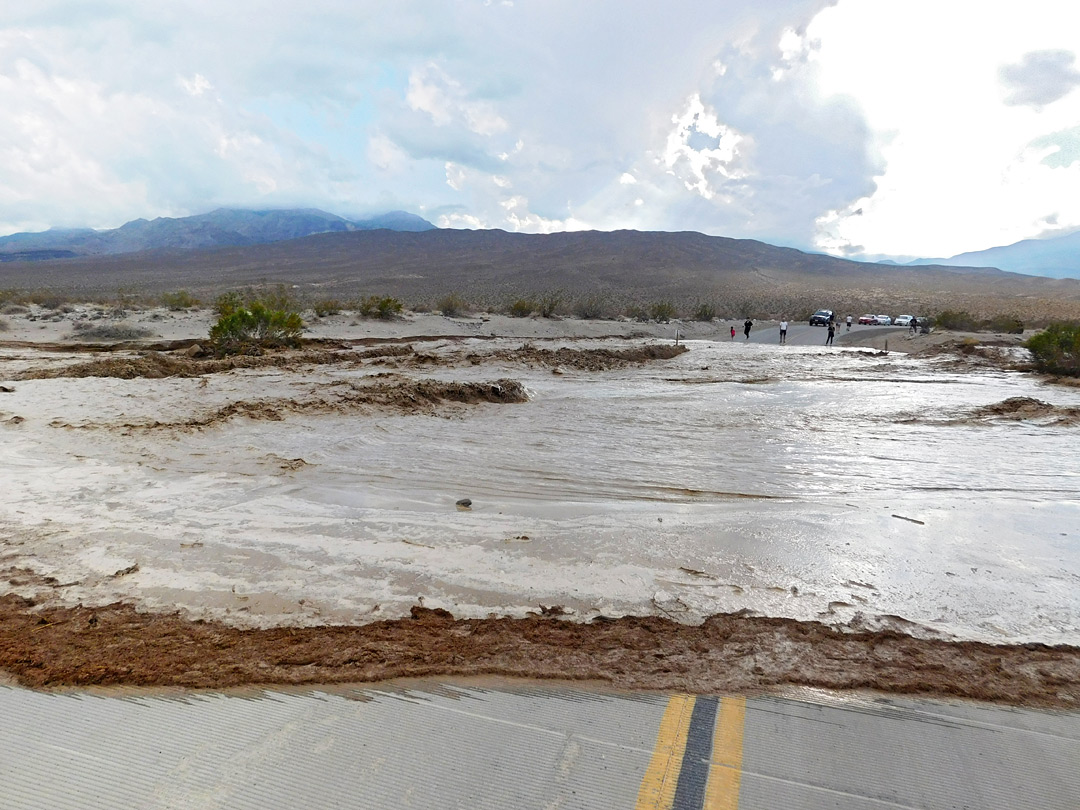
[743,319,753,339]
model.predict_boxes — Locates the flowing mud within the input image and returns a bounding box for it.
[1,595,1077,708]
[51,377,530,430]
[4,331,1080,705]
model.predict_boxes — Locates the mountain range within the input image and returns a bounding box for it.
[0,208,435,261]
[905,230,1080,279]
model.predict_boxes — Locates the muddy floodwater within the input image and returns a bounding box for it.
[2,337,1078,655]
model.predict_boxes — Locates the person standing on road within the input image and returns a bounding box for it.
[730,325,736,340]
[826,322,836,346]
[743,318,753,340]
[910,316,918,335]
[779,319,788,344]
[846,314,852,331]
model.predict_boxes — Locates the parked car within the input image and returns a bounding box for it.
[893,315,914,327]
[873,315,893,325]
[857,314,877,325]
[809,309,834,326]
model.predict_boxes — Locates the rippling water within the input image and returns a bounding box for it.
[3,340,1079,643]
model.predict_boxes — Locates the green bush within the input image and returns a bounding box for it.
[692,302,717,322]
[983,315,1024,334]
[161,290,200,311]
[438,292,469,317]
[573,295,606,320]
[625,304,648,322]
[508,298,535,318]
[649,300,677,323]
[356,295,404,319]
[1025,322,1080,376]
[214,290,244,318]
[208,302,303,355]
[312,298,342,317]
[538,290,563,318]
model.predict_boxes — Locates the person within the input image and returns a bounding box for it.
[743,318,753,340]
[730,325,736,340]
[910,316,918,335]
[826,322,835,346]
[846,314,852,331]
[779,319,788,344]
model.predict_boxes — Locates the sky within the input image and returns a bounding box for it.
[1,0,1079,260]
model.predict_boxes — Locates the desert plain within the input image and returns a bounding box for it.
[2,303,1080,707]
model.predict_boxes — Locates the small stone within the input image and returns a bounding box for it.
[455,498,472,508]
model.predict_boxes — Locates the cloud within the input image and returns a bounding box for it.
[2,0,1078,262]
[1000,50,1080,108]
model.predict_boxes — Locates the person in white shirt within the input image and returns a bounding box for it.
[846,314,853,331]
[779,320,788,344]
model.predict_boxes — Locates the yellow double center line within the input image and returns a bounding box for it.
[634,694,747,810]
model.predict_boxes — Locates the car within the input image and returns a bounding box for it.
[857,314,876,325]
[873,315,893,325]
[809,309,834,326]
[893,315,913,327]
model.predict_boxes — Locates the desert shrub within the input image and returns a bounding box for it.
[0,317,9,332]
[508,298,535,318]
[160,290,200,311]
[649,300,677,323]
[573,295,607,320]
[692,302,717,322]
[67,323,155,341]
[1025,322,1080,376]
[438,292,469,317]
[537,290,564,318]
[625,304,649,322]
[312,298,342,317]
[934,310,975,330]
[208,302,303,355]
[0,289,16,306]
[1,303,28,315]
[356,295,403,319]
[983,314,1024,334]
[255,284,300,313]
[215,290,244,318]
[25,291,64,310]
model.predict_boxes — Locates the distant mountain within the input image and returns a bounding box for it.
[4,227,1078,323]
[0,208,436,261]
[908,230,1080,279]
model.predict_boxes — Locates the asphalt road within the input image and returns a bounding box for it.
[2,680,1076,809]
[725,321,910,347]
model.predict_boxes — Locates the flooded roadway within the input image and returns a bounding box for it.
[1,337,1078,644]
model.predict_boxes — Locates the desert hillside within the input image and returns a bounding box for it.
[2,228,1079,321]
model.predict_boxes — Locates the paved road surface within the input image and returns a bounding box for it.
[721,321,909,347]
[2,680,1076,809]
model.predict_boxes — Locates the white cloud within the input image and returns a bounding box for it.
[660,93,746,200]
[807,0,1080,257]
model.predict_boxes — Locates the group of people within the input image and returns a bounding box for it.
[734,313,919,346]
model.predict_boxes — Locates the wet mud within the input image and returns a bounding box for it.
[55,377,530,430]
[1,595,1077,708]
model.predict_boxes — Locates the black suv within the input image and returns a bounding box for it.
[809,309,834,326]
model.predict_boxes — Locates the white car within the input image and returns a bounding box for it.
[893,315,914,327]
[873,315,893,325]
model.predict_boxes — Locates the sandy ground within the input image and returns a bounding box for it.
[2,304,1079,707]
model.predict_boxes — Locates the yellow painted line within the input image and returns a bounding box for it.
[704,696,747,810]
[634,694,696,810]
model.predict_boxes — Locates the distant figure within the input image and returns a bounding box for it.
[846,315,852,331]
[730,325,736,340]
[826,322,835,346]
[779,320,788,344]
[910,316,918,335]
[743,319,753,339]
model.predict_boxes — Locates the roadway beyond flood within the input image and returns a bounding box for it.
[1,679,1077,809]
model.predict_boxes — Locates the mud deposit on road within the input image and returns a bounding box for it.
[2,595,1077,708]
[4,327,1080,706]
